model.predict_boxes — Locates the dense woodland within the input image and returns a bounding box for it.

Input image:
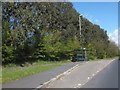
[2,2,119,65]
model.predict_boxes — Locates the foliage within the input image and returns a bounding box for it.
[2,2,119,65]
[2,61,65,83]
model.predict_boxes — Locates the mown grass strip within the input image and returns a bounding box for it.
[2,61,70,84]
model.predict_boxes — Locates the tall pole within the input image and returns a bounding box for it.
[79,15,82,49]
[79,15,86,60]
[79,15,82,57]
[79,15,81,40]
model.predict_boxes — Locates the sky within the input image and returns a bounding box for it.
[72,2,118,45]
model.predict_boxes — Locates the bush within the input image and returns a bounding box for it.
[2,44,15,64]
[88,55,95,60]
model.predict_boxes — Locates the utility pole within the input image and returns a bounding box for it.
[79,15,82,51]
[79,15,87,60]
[79,15,82,42]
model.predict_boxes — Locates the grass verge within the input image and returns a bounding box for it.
[2,60,70,84]
[89,57,118,61]
[96,57,118,61]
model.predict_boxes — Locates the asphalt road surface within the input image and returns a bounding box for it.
[2,61,85,88]
[81,59,118,88]
[46,59,118,88]
[2,59,119,89]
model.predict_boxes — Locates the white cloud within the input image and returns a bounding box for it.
[108,29,118,46]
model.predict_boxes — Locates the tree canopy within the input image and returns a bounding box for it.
[2,2,119,65]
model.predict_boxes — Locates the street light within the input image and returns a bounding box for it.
[79,15,87,60]
[79,15,82,49]
[79,15,82,39]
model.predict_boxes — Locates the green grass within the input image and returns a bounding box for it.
[96,57,119,61]
[2,60,70,84]
[89,56,119,61]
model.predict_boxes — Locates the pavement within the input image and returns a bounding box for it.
[2,61,85,88]
[46,59,118,88]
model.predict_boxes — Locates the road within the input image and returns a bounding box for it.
[46,59,118,88]
[2,59,119,89]
[81,59,118,88]
[2,62,85,88]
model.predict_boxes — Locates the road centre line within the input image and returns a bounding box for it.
[75,59,115,88]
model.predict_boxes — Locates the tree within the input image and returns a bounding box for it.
[2,2,119,65]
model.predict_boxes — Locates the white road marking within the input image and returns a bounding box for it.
[97,71,99,73]
[37,59,116,89]
[74,84,82,88]
[92,74,95,77]
[78,84,82,86]
[87,77,90,80]
[75,59,115,88]
[35,64,80,88]
[86,61,89,63]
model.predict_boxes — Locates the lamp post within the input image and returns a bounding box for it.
[79,15,87,60]
[79,15,83,52]
[79,15,82,42]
